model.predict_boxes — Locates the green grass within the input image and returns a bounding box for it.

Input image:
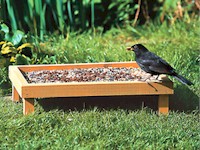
[0,20,199,149]
[0,97,199,150]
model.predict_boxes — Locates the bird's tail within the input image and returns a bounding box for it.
[172,73,193,86]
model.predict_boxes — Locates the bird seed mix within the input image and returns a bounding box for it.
[23,67,161,83]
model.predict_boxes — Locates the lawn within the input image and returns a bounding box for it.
[0,20,199,149]
[0,97,199,149]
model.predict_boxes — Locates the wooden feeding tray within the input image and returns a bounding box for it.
[9,62,174,115]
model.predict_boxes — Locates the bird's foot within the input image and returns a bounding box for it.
[154,75,162,82]
[141,74,152,82]
[141,75,162,83]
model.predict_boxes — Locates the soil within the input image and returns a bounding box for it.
[23,67,160,83]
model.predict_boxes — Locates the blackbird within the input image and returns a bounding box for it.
[127,44,193,86]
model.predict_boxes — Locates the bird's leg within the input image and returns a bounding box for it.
[143,74,158,91]
[155,75,163,82]
[139,68,143,74]
[146,82,158,91]
[155,75,159,80]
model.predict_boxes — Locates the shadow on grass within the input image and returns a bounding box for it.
[3,84,198,113]
[38,95,158,112]
[170,84,199,112]
[0,83,11,96]
[37,85,199,113]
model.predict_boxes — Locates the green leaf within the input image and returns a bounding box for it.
[91,0,94,28]
[108,3,116,10]
[0,24,9,33]
[0,24,9,40]
[8,30,24,45]
[56,0,65,32]
[15,54,30,65]
[67,1,73,26]
[50,55,57,64]
[6,0,18,31]
[133,4,139,10]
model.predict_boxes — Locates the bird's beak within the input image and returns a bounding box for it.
[126,47,134,51]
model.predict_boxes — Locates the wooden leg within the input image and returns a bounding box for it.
[12,86,20,102]
[23,98,34,115]
[158,95,169,115]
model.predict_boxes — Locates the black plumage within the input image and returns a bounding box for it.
[127,44,193,86]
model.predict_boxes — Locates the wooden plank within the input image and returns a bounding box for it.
[158,95,169,114]
[23,98,34,115]
[9,66,28,85]
[9,66,28,97]
[12,85,20,102]
[21,81,173,98]
[18,62,139,72]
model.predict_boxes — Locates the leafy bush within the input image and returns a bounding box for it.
[0,23,33,66]
[0,0,198,37]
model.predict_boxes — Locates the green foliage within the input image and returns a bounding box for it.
[0,97,199,149]
[106,0,137,25]
[0,67,11,95]
[0,0,198,37]
[159,0,195,24]
[0,23,33,65]
[0,67,8,85]
[0,23,26,49]
[0,0,97,38]
[5,0,17,31]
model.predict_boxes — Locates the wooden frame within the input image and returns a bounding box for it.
[9,61,173,115]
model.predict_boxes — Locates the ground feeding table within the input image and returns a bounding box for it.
[9,62,174,115]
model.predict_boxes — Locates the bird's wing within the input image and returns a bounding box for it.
[148,53,174,74]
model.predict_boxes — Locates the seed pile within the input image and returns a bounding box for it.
[24,67,160,83]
